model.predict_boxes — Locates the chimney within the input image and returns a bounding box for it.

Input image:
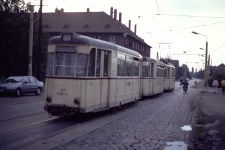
[114,9,117,20]
[87,8,90,13]
[119,12,122,23]
[134,24,137,34]
[55,8,58,13]
[110,7,113,18]
[129,20,131,29]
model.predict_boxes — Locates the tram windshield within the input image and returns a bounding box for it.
[46,46,88,77]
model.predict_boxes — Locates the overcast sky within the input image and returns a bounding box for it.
[29,0,225,71]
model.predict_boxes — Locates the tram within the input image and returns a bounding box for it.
[44,33,175,117]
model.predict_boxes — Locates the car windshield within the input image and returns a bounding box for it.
[4,77,23,83]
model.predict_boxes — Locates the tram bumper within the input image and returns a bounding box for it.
[44,104,68,117]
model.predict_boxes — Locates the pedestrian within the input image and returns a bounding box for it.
[221,78,225,95]
[212,79,219,94]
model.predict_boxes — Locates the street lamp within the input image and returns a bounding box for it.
[192,31,208,90]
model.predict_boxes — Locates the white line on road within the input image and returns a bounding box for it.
[0,117,56,134]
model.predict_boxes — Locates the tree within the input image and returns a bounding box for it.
[0,0,48,82]
[0,0,29,80]
[0,0,26,13]
[181,64,191,79]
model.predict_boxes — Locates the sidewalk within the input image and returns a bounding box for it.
[189,80,225,150]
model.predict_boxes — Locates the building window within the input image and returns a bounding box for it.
[109,36,117,43]
[126,39,129,45]
[95,36,101,39]
[83,24,89,29]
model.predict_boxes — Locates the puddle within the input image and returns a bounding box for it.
[181,125,192,131]
[164,141,187,150]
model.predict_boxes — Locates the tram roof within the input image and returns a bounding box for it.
[49,33,142,58]
[165,63,175,68]
[142,57,164,64]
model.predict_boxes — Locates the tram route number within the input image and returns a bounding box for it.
[57,88,68,96]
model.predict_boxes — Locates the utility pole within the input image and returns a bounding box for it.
[28,5,34,76]
[37,0,43,80]
[205,41,208,89]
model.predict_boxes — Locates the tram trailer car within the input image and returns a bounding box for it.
[141,57,165,97]
[44,33,175,117]
[164,64,175,91]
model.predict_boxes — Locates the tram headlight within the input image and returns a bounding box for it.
[61,33,73,43]
[46,96,52,103]
[74,99,80,105]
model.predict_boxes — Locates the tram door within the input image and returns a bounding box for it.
[97,49,110,109]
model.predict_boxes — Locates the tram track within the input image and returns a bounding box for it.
[22,96,166,150]
[0,106,115,150]
[0,117,56,134]
[0,111,46,122]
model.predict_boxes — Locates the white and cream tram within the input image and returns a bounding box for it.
[141,57,165,97]
[164,63,175,91]
[44,33,142,116]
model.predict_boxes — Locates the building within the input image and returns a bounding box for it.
[42,7,152,57]
[210,63,225,75]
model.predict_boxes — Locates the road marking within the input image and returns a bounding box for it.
[0,118,56,134]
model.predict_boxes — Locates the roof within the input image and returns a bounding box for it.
[142,57,164,65]
[42,11,150,46]
[49,33,142,58]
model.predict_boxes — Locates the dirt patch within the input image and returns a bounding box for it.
[188,92,225,150]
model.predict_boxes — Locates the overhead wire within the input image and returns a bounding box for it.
[210,43,225,53]
[156,13,225,19]
[155,0,160,15]
[148,20,225,34]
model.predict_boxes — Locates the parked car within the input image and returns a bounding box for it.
[0,76,44,97]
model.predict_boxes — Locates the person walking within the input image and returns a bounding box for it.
[221,78,225,95]
[212,79,219,94]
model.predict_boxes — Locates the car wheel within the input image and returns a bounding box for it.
[36,88,41,95]
[15,88,21,97]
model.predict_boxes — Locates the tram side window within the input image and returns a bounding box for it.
[164,68,168,77]
[88,48,96,76]
[76,53,88,76]
[103,51,109,77]
[156,66,164,77]
[117,58,125,76]
[133,61,139,76]
[96,49,101,77]
[46,53,54,75]
[151,63,154,77]
[142,65,147,77]
[126,60,133,76]
[142,65,148,77]
[167,68,170,77]
[171,69,175,77]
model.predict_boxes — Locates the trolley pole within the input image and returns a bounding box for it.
[28,5,34,76]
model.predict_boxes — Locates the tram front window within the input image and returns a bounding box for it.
[55,53,76,76]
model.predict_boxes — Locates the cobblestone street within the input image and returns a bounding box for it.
[50,87,198,150]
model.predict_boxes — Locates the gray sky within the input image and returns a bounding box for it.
[30,0,225,70]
